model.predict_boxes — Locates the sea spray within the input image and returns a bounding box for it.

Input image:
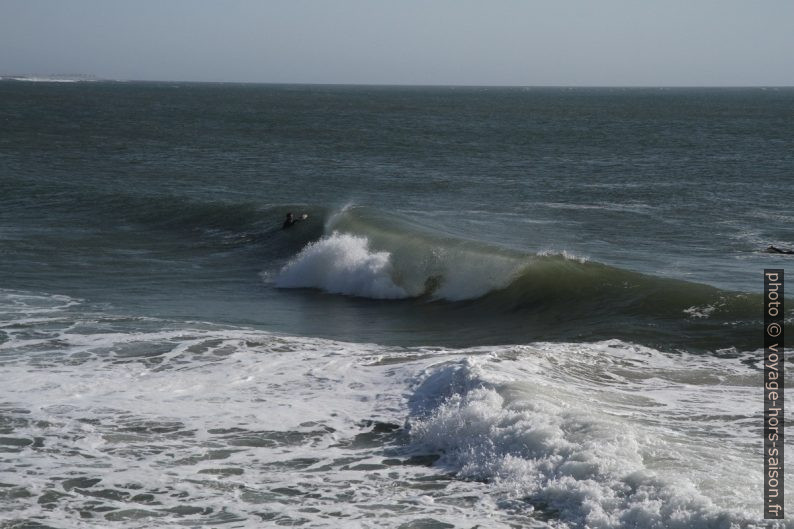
[275,232,408,299]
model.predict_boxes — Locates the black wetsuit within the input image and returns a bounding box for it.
[767,246,794,255]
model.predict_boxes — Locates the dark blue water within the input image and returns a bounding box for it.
[1,81,793,529]
[2,82,792,349]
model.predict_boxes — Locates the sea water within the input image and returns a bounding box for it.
[1,81,792,528]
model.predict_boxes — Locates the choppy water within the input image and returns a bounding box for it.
[1,81,792,528]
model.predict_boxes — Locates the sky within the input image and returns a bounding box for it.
[1,0,792,86]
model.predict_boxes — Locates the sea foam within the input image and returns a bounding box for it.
[274,229,522,301]
[275,231,408,299]
[407,344,781,529]
[0,290,787,529]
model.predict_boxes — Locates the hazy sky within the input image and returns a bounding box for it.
[1,0,792,86]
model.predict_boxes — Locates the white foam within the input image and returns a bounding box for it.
[683,304,717,319]
[408,343,792,528]
[275,231,408,299]
[274,230,523,301]
[537,249,589,264]
[7,76,80,83]
[1,294,790,528]
[0,324,446,526]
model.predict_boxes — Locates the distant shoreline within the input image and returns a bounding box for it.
[0,74,103,83]
[1,76,793,89]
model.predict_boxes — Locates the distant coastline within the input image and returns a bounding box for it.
[1,75,792,89]
[0,73,104,83]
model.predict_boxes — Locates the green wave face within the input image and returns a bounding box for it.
[270,205,773,352]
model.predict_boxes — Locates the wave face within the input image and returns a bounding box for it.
[276,205,748,308]
[0,182,772,350]
[272,206,766,351]
[321,206,528,301]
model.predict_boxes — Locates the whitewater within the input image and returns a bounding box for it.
[0,290,785,528]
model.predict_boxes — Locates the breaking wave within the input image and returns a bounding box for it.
[275,232,408,299]
[406,346,783,528]
[274,206,761,320]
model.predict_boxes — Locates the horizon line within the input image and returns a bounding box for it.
[2,75,793,89]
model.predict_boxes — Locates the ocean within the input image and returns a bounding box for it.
[0,81,792,528]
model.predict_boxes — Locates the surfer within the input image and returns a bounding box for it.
[766,245,794,255]
[282,212,308,229]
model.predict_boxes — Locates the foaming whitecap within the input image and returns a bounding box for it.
[407,345,788,528]
[1,291,789,528]
[537,248,589,264]
[275,231,408,299]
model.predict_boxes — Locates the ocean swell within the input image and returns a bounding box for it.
[273,206,761,319]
